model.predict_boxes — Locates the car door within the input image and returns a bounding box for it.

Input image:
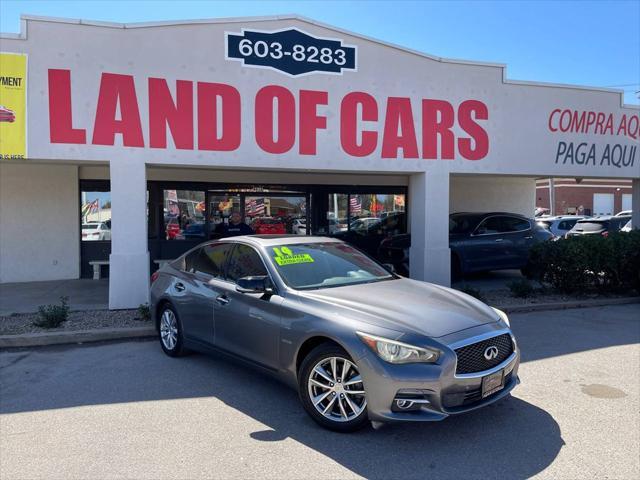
[463,216,511,271]
[501,216,533,268]
[172,244,233,345]
[214,243,284,369]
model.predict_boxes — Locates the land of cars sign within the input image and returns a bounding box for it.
[47,69,489,160]
[226,28,357,76]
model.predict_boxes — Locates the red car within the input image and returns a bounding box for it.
[0,105,16,123]
[251,217,286,234]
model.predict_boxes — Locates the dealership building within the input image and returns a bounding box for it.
[0,14,638,309]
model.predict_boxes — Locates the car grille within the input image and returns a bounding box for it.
[454,333,514,374]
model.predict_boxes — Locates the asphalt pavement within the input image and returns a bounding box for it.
[1,304,639,479]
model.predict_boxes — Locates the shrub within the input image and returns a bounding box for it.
[137,303,151,321]
[34,296,70,329]
[457,285,485,302]
[528,230,640,294]
[507,279,536,298]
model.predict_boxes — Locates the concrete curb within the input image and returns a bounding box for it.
[0,326,156,349]
[497,296,640,314]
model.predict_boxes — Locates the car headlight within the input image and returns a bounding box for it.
[492,307,510,327]
[356,332,439,364]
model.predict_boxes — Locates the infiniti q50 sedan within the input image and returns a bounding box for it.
[150,235,520,432]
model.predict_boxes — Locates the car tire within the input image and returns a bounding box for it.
[158,303,188,357]
[298,344,369,433]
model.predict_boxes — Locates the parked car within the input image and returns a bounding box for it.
[291,218,307,235]
[378,212,553,278]
[150,236,520,432]
[333,212,406,257]
[621,220,632,232]
[566,215,632,238]
[251,217,287,234]
[81,222,111,241]
[328,218,348,234]
[0,105,16,122]
[615,210,632,217]
[350,217,380,232]
[536,215,588,238]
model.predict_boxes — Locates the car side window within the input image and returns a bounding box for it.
[194,243,234,278]
[182,249,201,273]
[559,220,575,230]
[474,217,502,235]
[226,244,268,283]
[501,216,530,232]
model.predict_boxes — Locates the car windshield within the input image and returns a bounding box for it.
[82,224,99,230]
[268,242,393,290]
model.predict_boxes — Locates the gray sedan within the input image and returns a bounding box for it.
[150,235,520,432]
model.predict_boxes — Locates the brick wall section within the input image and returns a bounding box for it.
[536,179,632,215]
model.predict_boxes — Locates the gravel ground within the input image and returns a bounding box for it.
[0,310,151,336]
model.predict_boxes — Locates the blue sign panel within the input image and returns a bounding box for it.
[226,28,357,76]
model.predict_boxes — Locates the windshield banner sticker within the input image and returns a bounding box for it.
[273,246,315,266]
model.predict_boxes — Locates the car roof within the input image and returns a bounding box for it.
[208,235,342,247]
[539,215,585,221]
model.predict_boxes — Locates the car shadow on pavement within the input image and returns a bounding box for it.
[0,340,563,480]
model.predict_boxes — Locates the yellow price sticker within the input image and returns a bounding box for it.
[273,247,315,266]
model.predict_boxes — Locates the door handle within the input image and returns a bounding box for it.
[216,295,229,306]
[524,236,533,239]
[175,282,185,292]
[494,238,504,242]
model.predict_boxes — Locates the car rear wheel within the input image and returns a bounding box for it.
[298,344,369,432]
[158,304,187,357]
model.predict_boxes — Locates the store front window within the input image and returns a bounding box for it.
[245,195,307,234]
[328,193,348,234]
[81,191,112,241]
[324,192,407,257]
[163,189,205,240]
[209,193,241,236]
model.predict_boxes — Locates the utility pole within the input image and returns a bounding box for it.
[549,178,555,216]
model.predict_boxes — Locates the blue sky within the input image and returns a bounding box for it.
[1,0,638,104]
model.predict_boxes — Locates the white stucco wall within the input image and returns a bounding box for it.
[0,162,79,283]
[450,175,535,217]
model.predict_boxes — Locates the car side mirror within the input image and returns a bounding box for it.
[236,275,273,294]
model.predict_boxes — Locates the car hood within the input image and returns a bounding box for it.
[298,278,499,338]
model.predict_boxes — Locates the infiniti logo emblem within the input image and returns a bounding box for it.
[484,346,499,360]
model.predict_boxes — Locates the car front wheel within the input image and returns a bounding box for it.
[298,344,369,432]
[158,304,187,357]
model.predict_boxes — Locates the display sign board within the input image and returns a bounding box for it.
[0,16,638,179]
[226,28,357,76]
[0,52,27,159]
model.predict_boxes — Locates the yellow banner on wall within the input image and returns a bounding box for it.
[0,52,27,159]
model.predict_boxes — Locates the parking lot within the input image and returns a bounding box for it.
[1,304,639,480]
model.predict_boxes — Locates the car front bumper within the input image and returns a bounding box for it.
[357,344,520,423]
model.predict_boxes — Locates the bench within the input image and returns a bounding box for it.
[153,259,174,268]
[89,260,109,280]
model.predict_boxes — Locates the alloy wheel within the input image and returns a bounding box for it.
[307,356,367,423]
[160,309,178,351]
